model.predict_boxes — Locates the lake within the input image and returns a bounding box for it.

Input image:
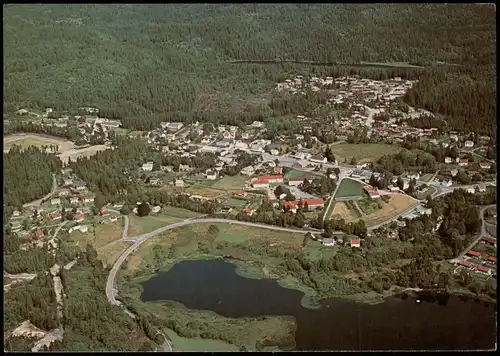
[141,259,497,351]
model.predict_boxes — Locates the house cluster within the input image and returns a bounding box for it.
[456,238,498,277]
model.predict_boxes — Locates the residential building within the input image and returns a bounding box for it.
[166,122,184,131]
[50,213,62,221]
[70,197,80,204]
[309,155,327,164]
[251,179,269,189]
[243,208,255,216]
[458,159,469,167]
[466,250,481,257]
[179,164,190,171]
[74,215,85,223]
[283,201,299,213]
[350,239,361,248]
[441,179,452,187]
[84,196,95,203]
[151,206,161,214]
[444,157,453,164]
[466,187,475,194]
[79,225,89,233]
[51,198,61,206]
[232,190,248,197]
[464,140,474,148]
[479,162,491,170]
[58,189,69,196]
[175,179,185,187]
[364,185,381,199]
[322,238,336,247]
[206,171,217,180]
[302,198,325,209]
[475,265,491,275]
[241,165,255,176]
[100,209,109,216]
[251,121,264,128]
[477,183,486,192]
[142,162,154,171]
[64,179,73,186]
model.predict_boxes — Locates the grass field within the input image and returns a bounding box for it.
[284,168,318,180]
[225,198,248,208]
[303,245,337,261]
[211,175,248,191]
[97,241,129,267]
[331,202,358,221]
[362,195,419,227]
[329,143,401,164]
[357,198,382,215]
[4,134,73,153]
[67,221,123,249]
[334,178,366,199]
[128,207,204,236]
[164,327,238,352]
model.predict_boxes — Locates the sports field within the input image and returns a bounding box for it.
[334,179,365,199]
[329,143,401,164]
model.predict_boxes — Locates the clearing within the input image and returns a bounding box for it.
[284,168,319,180]
[4,134,73,153]
[67,221,123,249]
[362,195,419,227]
[164,327,237,352]
[331,201,359,221]
[211,175,248,191]
[128,207,204,236]
[57,144,111,164]
[334,179,366,200]
[97,241,129,267]
[329,143,401,164]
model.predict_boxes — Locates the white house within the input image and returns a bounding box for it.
[206,171,217,180]
[234,141,248,150]
[251,121,264,128]
[464,140,474,148]
[241,165,255,176]
[444,157,453,164]
[70,197,80,204]
[51,198,61,206]
[309,155,327,164]
[142,162,154,171]
[466,187,475,194]
[175,179,185,187]
[151,206,161,214]
[270,149,280,156]
[450,169,458,177]
[477,184,487,192]
[322,238,336,247]
[441,179,453,187]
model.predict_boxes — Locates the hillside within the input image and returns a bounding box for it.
[3,4,496,133]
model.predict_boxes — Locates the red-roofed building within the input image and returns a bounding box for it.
[487,256,496,264]
[84,196,96,203]
[100,209,109,216]
[283,201,299,213]
[364,185,380,199]
[232,190,247,197]
[258,175,283,184]
[467,250,480,257]
[458,159,469,167]
[251,179,269,189]
[50,213,62,220]
[479,162,491,169]
[301,198,325,209]
[483,237,496,245]
[459,260,473,268]
[350,239,361,248]
[74,214,85,223]
[35,231,45,239]
[243,208,255,216]
[475,265,491,274]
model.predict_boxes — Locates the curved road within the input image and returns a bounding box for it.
[105,217,325,352]
[23,174,57,208]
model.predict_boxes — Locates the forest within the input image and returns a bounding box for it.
[4,146,63,207]
[3,4,496,135]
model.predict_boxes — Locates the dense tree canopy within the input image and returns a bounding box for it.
[3,4,495,134]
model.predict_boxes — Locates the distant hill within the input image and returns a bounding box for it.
[3,4,496,133]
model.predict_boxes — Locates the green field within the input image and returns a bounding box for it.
[334,179,366,199]
[164,327,238,352]
[211,175,248,191]
[128,207,204,236]
[225,197,248,208]
[284,168,318,180]
[330,143,402,163]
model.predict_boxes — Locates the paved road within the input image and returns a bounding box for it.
[4,273,37,280]
[23,174,57,208]
[322,170,348,223]
[108,209,129,238]
[451,204,497,263]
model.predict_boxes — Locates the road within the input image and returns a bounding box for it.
[23,174,57,208]
[451,204,497,263]
[322,169,348,223]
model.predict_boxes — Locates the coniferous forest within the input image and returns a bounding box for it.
[3,4,496,135]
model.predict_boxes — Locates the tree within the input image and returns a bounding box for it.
[137,202,151,217]
[94,194,106,210]
[325,146,336,162]
[120,205,132,215]
[208,224,219,237]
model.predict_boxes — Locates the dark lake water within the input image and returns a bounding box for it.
[141,259,497,351]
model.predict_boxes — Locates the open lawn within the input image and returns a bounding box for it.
[225,197,248,208]
[164,327,238,352]
[329,143,401,164]
[334,178,366,199]
[331,202,358,222]
[357,198,383,215]
[128,206,204,236]
[184,186,226,198]
[284,168,318,180]
[4,134,73,153]
[67,221,123,249]
[303,244,337,261]
[97,241,129,267]
[362,195,419,227]
[211,175,248,191]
